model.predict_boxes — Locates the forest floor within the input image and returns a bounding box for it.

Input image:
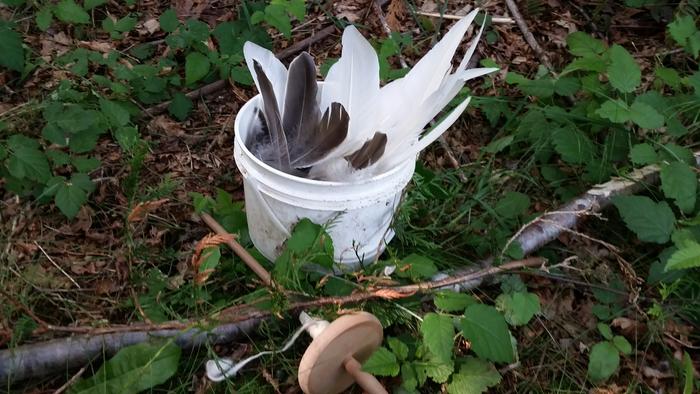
[1,0,699,393]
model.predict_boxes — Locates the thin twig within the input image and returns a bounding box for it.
[504,0,553,70]
[0,288,49,329]
[416,10,514,24]
[372,1,408,68]
[35,242,81,289]
[52,365,87,394]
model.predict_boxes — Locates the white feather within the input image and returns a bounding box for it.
[243,42,288,115]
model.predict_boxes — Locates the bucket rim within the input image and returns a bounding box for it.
[234,94,415,187]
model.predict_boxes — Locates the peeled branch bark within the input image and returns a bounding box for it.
[2,153,698,383]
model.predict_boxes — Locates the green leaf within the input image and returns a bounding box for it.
[552,127,595,164]
[168,93,193,121]
[84,0,107,10]
[629,143,657,165]
[414,357,453,384]
[159,9,179,33]
[54,0,90,24]
[461,304,514,363]
[587,341,620,382]
[629,101,664,129]
[263,4,292,38]
[69,341,181,394]
[613,196,675,244]
[72,156,101,172]
[483,135,513,154]
[36,7,54,31]
[683,352,694,394]
[596,99,631,123]
[660,162,697,214]
[661,143,695,165]
[669,15,696,45]
[185,52,210,85]
[421,313,455,363]
[361,347,399,377]
[447,357,501,394]
[0,23,24,72]
[7,136,51,183]
[665,241,700,271]
[387,337,409,361]
[597,323,613,340]
[434,291,477,312]
[115,126,139,152]
[400,363,418,390]
[566,31,606,57]
[496,291,540,326]
[55,180,86,218]
[100,99,131,127]
[286,218,321,252]
[495,191,530,218]
[607,44,640,93]
[396,254,438,281]
[655,66,682,89]
[612,336,632,355]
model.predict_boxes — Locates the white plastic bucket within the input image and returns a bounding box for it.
[233,95,416,268]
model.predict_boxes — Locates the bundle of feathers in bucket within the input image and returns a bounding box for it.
[242,9,497,182]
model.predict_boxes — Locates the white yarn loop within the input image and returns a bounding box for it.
[206,320,316,382]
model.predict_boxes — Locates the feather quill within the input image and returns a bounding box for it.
[282,52,321,154]
[253,60,290,171]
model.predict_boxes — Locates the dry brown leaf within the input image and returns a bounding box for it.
[386,0,406,32]
[373,288,415,299]
[191,233,234,284]
[127,198,169,222]
[149,115,185,136]
[78,40,113,53]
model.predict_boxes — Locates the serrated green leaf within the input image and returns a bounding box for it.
[655,66,682,89]
[629,143,657,165]
[668,15,696,46]
[660,162,697,214]
[36,7,53,31]
[159,9,179,33]
[414,357,453,383]
[495,191,530,218]
[612,336,632,355]
[596,99,631,123]
[566,32,606,57]
[69,341,181,394]
[587,341,619,382]
[554,77,580,96]
[55,179,87,218]
[72,156,101,172]
[434,291,477,312]
[629,101,664,129]
[361,347,399,377]
[387,337,409,361]
[552,127,596,164]
[185,52,210,85]
[7,136,51,182]
[100,99,130,127]
[54,0,90,24]
[400,363,418,390]
[264,4,292,38]
[115,126,139,152]
[613,196,675,244]
[665,241,700,271]
[496,291,540,326]
[597,323,613,340]
[421,313,455,363]
[168,92,193,121]
[447,357,501,394]
[0,23,24,72]
[607,44,640,93]
[461,304,514,363]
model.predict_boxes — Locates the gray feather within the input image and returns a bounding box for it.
[282,52,320,152]
[345,132,387,170]
[292,102,349,168]
[253,60,291,171]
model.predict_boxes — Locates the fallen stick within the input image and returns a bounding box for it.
[3,154,698,383]
[145,25,337,116]
[416,11,514,24]
[504,0,553,70]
